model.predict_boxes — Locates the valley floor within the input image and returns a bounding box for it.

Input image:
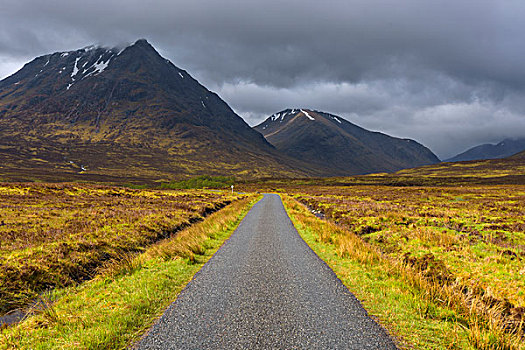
[1,176,524,349]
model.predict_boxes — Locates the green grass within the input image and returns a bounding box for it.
[281,194,524,350]
[0,195,260,349]
[160,175,235,189]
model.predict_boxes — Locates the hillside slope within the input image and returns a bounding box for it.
[510,150,525,159]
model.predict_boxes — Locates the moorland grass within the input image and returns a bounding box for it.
[282,194,524,350]
[0,183,240,314]
[293,186,525,310]
[0,195,260,349]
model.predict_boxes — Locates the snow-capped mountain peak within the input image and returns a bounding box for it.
[0,39,169,93]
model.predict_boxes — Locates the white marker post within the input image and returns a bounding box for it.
[231,185,234,194]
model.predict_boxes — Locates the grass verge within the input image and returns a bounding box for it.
[0,195,260,349]
[281,194,524,350]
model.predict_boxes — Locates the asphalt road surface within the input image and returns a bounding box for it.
[136,194,397,349]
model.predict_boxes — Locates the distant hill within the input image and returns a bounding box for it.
[384,151,525,185]
[242,147,525,190]
[446,138,525,162]
[253,109,439,175]
[511,150,525,159]
[0,39,314,182]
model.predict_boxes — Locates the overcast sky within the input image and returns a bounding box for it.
[1,0,525,159]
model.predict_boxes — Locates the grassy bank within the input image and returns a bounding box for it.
[0,195,260,349]
[281,194,524,349]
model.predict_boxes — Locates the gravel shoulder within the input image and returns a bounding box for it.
[135,193,398,349]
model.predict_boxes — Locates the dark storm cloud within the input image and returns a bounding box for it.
[1,0,525,158]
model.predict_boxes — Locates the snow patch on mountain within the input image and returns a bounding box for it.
[331,116,342,123]
[82,54,114,79]
[71,57,80,78]
[92,58,111,74]
[269,109,306,123]
[301,109,315,120]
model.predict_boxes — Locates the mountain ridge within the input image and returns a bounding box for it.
[445,137,525,162]
[254,108,440,175]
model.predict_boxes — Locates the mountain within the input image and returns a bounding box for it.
[0,39,312,182]
[253,109,440,175]
[445,138,525,162]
